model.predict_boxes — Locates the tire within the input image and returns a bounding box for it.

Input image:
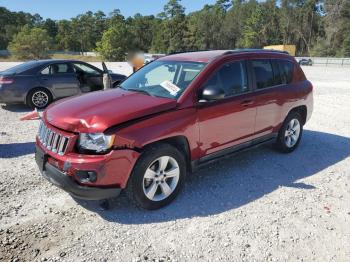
[27,88,52,109]
[276,112,303,153]
[126,143,187,210]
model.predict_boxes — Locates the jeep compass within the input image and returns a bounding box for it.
[35,49,313,210]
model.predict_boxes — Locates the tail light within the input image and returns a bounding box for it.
[0,76,14,84]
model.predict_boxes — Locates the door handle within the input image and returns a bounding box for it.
[241,100,254,106]
[41,78,49,81]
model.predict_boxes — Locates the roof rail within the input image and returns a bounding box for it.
[223,49,289,55]
[168,49,213,55]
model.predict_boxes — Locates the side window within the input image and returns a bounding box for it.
[271,60,283,86]
[73,63,101,76]
[251,60,274,89]
[41,66,50,75]
[203,61,248,97]
[279,60,294,84]
[51,63,73,74]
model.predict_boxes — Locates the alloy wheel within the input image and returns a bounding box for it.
[284,118,301,148]
[142,156,180,202]
[32,91,49,108]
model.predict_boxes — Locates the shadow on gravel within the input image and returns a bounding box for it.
[1,104,31,112]
[77,130,350,224]
[0,142,35,158]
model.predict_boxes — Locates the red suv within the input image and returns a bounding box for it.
[35,50,313,209]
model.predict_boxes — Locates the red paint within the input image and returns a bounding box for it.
[45,88,177,133]
[36,50,313,190]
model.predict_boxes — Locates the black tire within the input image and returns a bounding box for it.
[27,88,52,109]
[126,143,187,210]
[276,112,303,153]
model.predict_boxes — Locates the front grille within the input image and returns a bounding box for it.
[37,121,69,155]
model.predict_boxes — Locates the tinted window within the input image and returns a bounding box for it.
[252,60,274,89]
[279,60,294,84]
[41,63,73,75]
[271,60,283,86]
[203,61,248,97]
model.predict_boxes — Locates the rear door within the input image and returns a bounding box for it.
[39,63,80,98]
[197,60,257,156]
[249,59,288,138]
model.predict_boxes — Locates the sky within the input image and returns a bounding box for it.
[0,0,218,20]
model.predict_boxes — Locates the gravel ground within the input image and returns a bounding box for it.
[0,66,349,262]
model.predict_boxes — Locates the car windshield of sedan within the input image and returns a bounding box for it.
[119,61,207,99]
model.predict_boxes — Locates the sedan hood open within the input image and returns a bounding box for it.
[44,88,177,133]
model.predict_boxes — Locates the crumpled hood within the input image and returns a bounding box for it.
[44,89,177,133]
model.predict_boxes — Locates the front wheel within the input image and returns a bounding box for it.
[276,112,303,153]
[126,144,186,210]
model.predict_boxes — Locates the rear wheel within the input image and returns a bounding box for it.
[27,88,52,109]
[126,144,186,210]
[276,112,303,153]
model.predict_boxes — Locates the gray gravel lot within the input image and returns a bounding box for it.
[0,66,349,262]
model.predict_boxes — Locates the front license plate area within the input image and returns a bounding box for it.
[35,145,47,172]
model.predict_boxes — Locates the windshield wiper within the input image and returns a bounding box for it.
[125,88,153,97]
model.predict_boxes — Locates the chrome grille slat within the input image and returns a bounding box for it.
[51,134,60,152]
[37,121,69,155]
[47,131,54,149]
[58,137,68,155]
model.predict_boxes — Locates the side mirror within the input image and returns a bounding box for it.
[199,85,225,102]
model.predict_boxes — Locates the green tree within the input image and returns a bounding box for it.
[56,20,80,51]
[186,4,226,50]
[127,14,156,52]
[341,33,350,57]
[41,18,58,39]
[320,0,350,56]
[0,7,41,50]
[8,25,52,59]
[241,2,263,48]
[96,22,132,60]
[152,0,187,53]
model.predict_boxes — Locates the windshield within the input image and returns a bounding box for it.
[2,61,40,75]
[120,61,206,99]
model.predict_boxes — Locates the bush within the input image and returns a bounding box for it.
[8,25,53,60]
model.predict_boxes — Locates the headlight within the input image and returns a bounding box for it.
[78,133,115,153]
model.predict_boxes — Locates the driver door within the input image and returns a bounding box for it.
[197,60,257,157]
[72,62,104,92]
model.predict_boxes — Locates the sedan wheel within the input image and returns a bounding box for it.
[32,91,49,108]
[27,88,52,109]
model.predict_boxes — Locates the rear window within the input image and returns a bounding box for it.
[251,60,274,89]
[2,61,39,74]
